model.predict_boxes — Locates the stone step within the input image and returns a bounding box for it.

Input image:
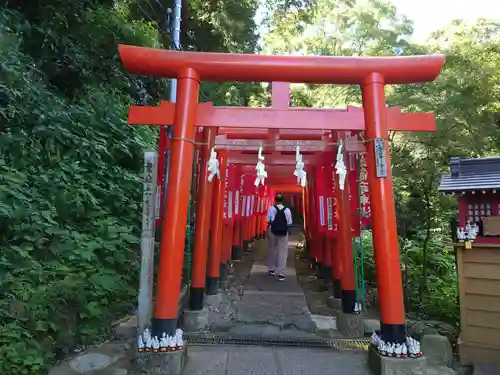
[49,341,134,375]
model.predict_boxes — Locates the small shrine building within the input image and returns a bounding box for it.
[439,156,500,365]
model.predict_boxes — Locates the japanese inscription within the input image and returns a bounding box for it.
[373,138,387,178]
[235,191,240,215]
[228,191,233,218]
[142,151,158,237]
[319,196,326,226]
[326,197,333,231]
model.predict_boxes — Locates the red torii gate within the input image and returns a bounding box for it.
[129,81,438,325]
[119,44,444,345]
[130,80,437,224]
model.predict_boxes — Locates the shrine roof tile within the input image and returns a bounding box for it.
[439,156,500,192]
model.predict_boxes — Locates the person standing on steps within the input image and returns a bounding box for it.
[266,193,293,282]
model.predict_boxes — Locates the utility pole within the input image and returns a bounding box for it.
[160,0,182,222]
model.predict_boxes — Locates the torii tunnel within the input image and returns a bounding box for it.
[119,45,445,344]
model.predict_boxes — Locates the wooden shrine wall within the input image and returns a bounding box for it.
[456,243,500,364]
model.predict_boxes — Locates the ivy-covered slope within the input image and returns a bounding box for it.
[0,0,260,373]
[0,6,160,374]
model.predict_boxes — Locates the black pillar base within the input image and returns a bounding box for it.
[243,240,250,253]
[341,289,357,313]
[381,323,407,344]
[333,279,342,299]
[206,276,219,295]
[231,245,243,261]
[152,317,177,337]
[316,263,324,279]
[189,287,204,311]
[323,265,333,285]
[219,263,228,282]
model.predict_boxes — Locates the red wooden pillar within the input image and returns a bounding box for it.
[206,150,228,295]
[335,157,357,314]
[330,237,342,299]
[261,195,268,238]
[231,178,243,260]
[220,220,233,280]
[302,186,308,236]
[189,128,216,311]
[305,183,314,258]
[311,168,322,269]
[155,127,167,228]
[242,196,249,245]
[362,73,406,344]
[322,234,332,285]
[220,163,233,280]
[251,196,257,239]
[232,218,241,260]
[256,196,262,238]
[152,68,199,335]
[263,191,269,240]
[238,184,246,251]
[239,195,246,249]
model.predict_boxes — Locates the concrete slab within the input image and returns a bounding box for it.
[227,324,281,336]
[113,315,136,340]
[236,292,315,331]
[427,365,456,375]
[244,265,301,292]
[183,346,228,375]
[69,353,112,373]
[311,314,337,331]
[337,312,364,338]
[235,239,316,332]
[205,293,223,307]
[364,319,381,335]
[183,309,209,332]
[367,345,427,375]
[474,362,500,375]
[421,334,453,367]
[185,345,372,375]
[135,349,186,375]
[226,346,278,375]
[327,296,342,310]
[277,347,371,375]
[49,342,133,375]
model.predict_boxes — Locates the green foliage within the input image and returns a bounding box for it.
[263,1,500,328]
[0,7,158,374]
[0,0,260,372]
[361,231,459,324]
[1,0,498,372]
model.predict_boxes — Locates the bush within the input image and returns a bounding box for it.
[361,230,459,326]
[0,8,158,375]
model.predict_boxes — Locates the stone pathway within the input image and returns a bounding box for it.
[226,237,319,335]
[48,235,466,375]
[184,345,371,375]
[49,340,133,375]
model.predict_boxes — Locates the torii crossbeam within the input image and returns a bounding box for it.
[128,81,436,154]
[128,100,436,132]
